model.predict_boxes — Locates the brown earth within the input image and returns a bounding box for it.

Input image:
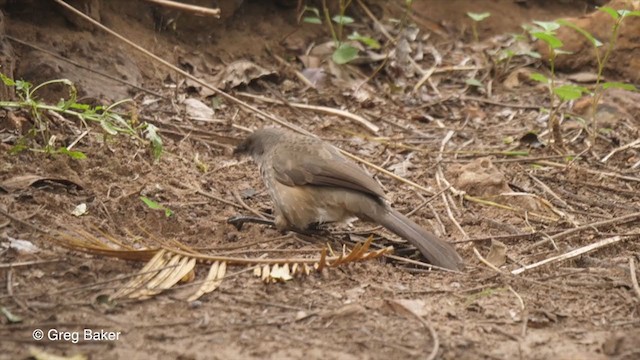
[1,1,640,359]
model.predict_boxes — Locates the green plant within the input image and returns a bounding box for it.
[527,8,639,149]
[556,7,639,146]
[467,12,491,42]
[0,74,163,160]
[301,1,380,65]
[494,33,541,78]
[140,196,173,217]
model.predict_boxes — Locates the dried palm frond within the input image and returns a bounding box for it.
[50,226,393,300]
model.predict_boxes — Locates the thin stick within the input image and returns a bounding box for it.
[536,160,640,183]
[629,257,640,300]
[0,207,49,234]
[270,51,315,89]
[66,130,89,151]
[194,189,243,210]
[507,285,525,310]
[384,254,460,273]
[460,95,541,110]
[601,138,640,163]
[473,247,503,273]
[232,190,268,220]
[237,92,379,134]
[512,235,634,275]
[435,130,467,238]
[522,211,640,252]
[140,0,220,17]
[0,258,66,269]
[527,173,569,208]
[356,0,394,43]
[389,299,440,360]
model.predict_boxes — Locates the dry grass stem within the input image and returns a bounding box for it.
[512,235,635,275]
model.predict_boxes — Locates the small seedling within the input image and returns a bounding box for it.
[467,12,491,42]
[0,74,163,160]
[301,1,381,65]
[527,21,588,147]
[140,196,173,218]
[556,7,639,146]
[527,8,639,149]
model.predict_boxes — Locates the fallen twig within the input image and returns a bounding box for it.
[512,235,635,275]
[629,257,640,300]
[473,247,503,273]
[536,160,640,183]
[522,211,640,252]
[140,0,220,17]
[236,92,379,133]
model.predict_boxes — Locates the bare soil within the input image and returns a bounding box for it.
[1,1,639,359]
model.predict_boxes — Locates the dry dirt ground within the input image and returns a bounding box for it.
[1,1,640,359]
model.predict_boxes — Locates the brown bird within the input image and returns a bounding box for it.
[233,128,464,270]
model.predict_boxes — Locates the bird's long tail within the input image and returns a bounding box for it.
[372,208,464,270]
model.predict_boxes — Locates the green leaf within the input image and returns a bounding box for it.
[332,43,359,64]
[15,80,32,93]
[465,78,483,87]
[347,32,381,49]
[69,102,91,111]
[557,19,602,47]
[532,32,563,49]
[0,73,15,86]
[529,73,549,84]
[553,84,588,100]
[467,12,491,22]
[303,6,320,17]
[303,17,322,24]
[599,6,620,19]
[617,10,630,18]
[99,118,119,135]
[332,15,354,25]
[143,123,163,160]
[140,196,173,217]
[9,141,28,155]
[625,10,640,17]
[532,20,560,32]
[602,82,637,91]
[57,147,87,159]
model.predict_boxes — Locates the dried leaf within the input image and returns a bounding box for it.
[485,239,507,267]
[71,203,87,217]
[270,263,293,282]
[0,174,83,193]
[184,98,215,120]
[111,250,168,299]
[7,237,40,254]
[188,261,227,301]
[213,60,277,90]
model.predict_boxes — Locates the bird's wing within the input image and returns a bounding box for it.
[271,143,386,199]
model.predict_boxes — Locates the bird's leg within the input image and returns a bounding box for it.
[227,215,275,230]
